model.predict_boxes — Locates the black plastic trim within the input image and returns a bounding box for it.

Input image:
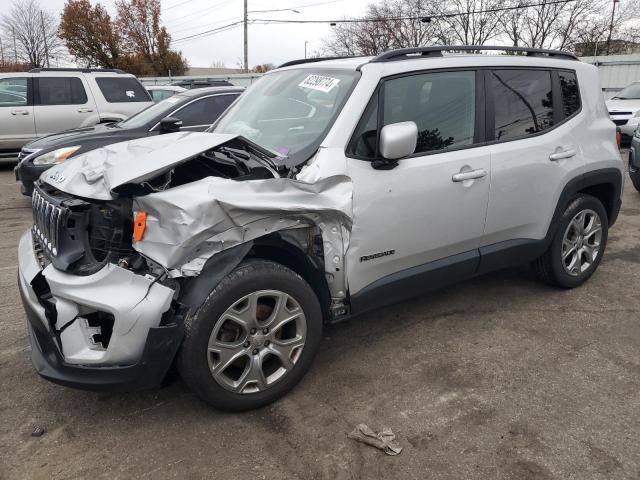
[349,250,479,315]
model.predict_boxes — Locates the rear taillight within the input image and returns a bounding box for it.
[616,128,622,147]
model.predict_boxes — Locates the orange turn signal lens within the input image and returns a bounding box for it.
[133,211,147,242]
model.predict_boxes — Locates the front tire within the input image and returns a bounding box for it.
[177,260,322,411]
[534,194,608,288]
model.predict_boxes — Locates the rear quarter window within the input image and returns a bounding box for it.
[95,77,151,103]
[559,71,580,118]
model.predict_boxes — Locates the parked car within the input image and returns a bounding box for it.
[0,68,153,162]
[15,86,242,195]
[627,126,640,191]
[170,78,234,89]
[145,85,187,102]
[17,46,622,411]
[606,81,640,146]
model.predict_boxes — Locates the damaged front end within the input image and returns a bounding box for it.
[18,131,352,390]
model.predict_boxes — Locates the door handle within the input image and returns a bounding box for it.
[77,108,93,113]
[10,109,28,115]
[452,168,487,182]
[549,148,576,161]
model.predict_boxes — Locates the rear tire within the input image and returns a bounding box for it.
[629,170,640,193]
[177,260,322,411]
[534,194,608,288]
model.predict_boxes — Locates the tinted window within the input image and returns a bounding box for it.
[0,77,28,106]
[174,94,238,127]
[492,70,553,141]
[150,89,175,102]
[36,77,87,105]
[350,71,476,157]
[95,77,151,103]
[559,71,580,118]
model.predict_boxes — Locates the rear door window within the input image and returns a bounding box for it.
[0,77,30,106]
[491,69,554,141]
[35,77,87,105]
[173,94,238,127]
[95,77,151,103]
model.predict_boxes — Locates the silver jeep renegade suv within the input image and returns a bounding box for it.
[17,46,623,411]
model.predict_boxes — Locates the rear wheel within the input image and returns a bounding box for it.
[177,260,322,411]
[534,194,608,288]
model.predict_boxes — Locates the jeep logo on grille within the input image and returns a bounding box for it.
[49,172,65,183]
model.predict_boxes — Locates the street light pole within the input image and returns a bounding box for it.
[243,0,248,73]
[605,0,619,56]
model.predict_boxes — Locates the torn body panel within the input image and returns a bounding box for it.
[133,173,352,301]
[18,230,175,366]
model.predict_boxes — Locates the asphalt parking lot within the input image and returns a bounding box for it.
[1,160,640,480]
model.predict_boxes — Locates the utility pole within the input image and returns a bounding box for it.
[40,10,50,68]
[605,0,619,56]
[304,41,309,59]
[0,38,4,67]
[243,0,248,73]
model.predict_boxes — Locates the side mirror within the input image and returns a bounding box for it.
[379,121,418,160]
[159,116,183,134]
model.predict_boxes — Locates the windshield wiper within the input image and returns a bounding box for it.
[217,147,252,175]
[220,145,284,176]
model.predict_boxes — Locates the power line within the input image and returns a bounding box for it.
[163,0,235,26]
[171,0,575,45]
[252,0,576,24]
[173,19,246,43]
[170,15,242,35]
[248,0,343,14]
[164,0,196,11]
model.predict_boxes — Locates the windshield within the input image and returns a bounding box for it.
[614,83,640,99]
[120,95,184,129]
[209,69,359,165]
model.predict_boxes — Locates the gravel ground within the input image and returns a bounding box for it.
[1,160,639,480]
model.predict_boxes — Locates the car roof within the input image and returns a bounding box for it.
[176,86,244,98]
[145,85,187,92]
[277,46,581,72]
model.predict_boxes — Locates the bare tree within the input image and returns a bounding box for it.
[324,0,443,56]
[436,0,506,45]
[0,0,62,68]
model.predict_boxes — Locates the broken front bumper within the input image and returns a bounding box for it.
[17,230,182,391]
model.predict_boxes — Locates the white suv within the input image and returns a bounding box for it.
[17,46,622,410]
[0,68,153,162]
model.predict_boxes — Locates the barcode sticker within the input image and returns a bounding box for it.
[298,75,340,93]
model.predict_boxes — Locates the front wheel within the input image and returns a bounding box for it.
[534,194,608,288]
[177,260,322,411]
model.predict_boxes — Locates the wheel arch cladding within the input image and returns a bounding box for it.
[249,235,332,322]
[551,168,622,240]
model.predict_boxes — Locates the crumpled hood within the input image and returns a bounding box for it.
[42,131,236,200]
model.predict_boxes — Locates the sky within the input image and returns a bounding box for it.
[44,0,372,68]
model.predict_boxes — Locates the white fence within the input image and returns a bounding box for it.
[581,54,640,99]
[139,73,263,88]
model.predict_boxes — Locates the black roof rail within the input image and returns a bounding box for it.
[29,67,127,74]
[370,45,579,63]
[277,56,356,68]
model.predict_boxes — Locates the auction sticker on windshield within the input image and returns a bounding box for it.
[298,75,340,93]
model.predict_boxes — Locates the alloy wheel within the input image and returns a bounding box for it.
[207,290,307,394]
[561,209,602,276]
